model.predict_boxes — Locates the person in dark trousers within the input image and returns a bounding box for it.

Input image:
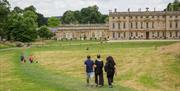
[84,55,95,87]
[20,53,26,63]
[94,54,104,87]
[104,56,116,88]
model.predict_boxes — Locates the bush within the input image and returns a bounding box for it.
[15,42,24,47]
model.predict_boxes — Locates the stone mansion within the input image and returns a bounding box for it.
[55,9,180,40]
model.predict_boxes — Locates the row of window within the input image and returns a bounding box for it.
[169,21,179,28]
[112,21,179,29]
[112,16,179,19]
[112,22,154,29]
[112,32,126,38]
[112,31,179,38]
[152,31,179,37]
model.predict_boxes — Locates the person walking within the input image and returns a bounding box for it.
[84,55,94,87]
[29,54,34,63]
[94,54,104,87]
[20,53,26,63]
[104,56,116,88]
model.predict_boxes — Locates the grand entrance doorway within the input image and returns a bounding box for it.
[146,32,149,39]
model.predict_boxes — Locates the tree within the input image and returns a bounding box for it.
[0,0,10,40]
[23,10,38,21]
[37,13,48,27]
[24,5,36,12]
[12,6,23,13]
[165,0,180,11]
[61,5,108,24]
[38,26,53,39]
[7,11,38,42]
[61,10,78,24]
[24,5,47,27]
[48,17,60,27]
[80,5,101,23]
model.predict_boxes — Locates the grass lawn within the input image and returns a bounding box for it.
[0,40,180,91]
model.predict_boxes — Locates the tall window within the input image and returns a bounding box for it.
[157,32,159,37]
[118,23,120,29]
[170,22,172,28]
[130,16,132,19]
[113,23,115,29]
[131,22,133,28]
[118,33,121,38]
[136,32,138,36]
[170,32,172,37]
[130,32,133,36]
[136,22,138,29]
[124,32,126,37]
[152,22,154,29]
[123,22,126,29]
[141,22,143,29]
[146,22,149,28]
[176,31,178,37]
[113,32,115,38]
[175,21,178,28]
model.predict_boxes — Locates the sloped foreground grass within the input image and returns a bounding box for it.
[0,41,179,91]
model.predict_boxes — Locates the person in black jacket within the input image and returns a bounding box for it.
[94,55,104,87]
[104,56,116,88]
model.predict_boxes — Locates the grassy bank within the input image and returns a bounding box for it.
[0,41,179,91]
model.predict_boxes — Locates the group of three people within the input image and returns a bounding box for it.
[84,55,116,88]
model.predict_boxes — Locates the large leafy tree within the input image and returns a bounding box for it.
[48,17,60,27]
[80,5,101,23]
[0,0,10,40]
[7,11,38,42]
[61,5,108,24]
[61,10,78,24]
[37,13,48,27]
[37,26,53,39]
[24,5,47,27]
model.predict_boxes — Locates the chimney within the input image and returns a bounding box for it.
[128,8,130,12]
[154,8,156,11]
[146,7,149,11]
[114,8,117,12]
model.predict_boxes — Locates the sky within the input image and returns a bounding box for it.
[8,0,174,17]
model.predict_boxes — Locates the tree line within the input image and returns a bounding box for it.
[61,5,108,24]
[0,0,57,42]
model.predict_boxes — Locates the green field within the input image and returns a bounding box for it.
[0,40,180,91]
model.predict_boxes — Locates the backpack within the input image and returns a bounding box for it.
[105,62,114,73]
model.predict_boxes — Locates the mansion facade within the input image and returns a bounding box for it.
[55,9,180,40]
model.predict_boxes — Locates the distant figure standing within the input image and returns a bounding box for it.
[29,54,34,63]
[84,55,94,87]
[104,56,116,88]
[94,55,104,87]
[20,54,26,63]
